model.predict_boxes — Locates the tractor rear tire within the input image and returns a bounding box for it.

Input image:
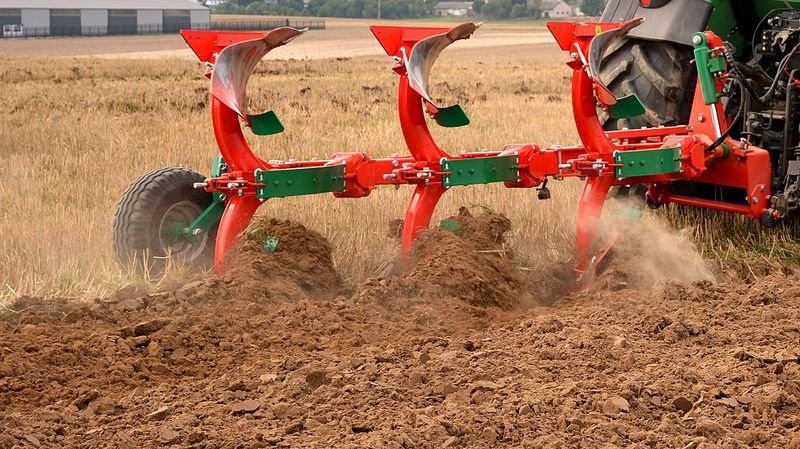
[598,38,696,201]
[598,37,695,130]
[112,167,217,278]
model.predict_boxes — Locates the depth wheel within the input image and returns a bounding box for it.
[112,167,218,277]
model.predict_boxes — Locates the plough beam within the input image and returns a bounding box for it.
[175,20,775,279]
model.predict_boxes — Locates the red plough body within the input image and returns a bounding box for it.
[179,22,773,278]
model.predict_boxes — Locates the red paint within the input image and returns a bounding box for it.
[179,25,775,279]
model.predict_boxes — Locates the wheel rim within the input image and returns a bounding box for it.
[158,201,208,264]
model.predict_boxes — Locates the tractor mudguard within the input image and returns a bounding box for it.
[601,0,713,46]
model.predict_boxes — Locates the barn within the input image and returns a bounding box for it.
[0,0,210,37]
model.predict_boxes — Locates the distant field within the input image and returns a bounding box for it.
[0,18,556,59]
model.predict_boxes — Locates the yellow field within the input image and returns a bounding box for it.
[0,25,587,299]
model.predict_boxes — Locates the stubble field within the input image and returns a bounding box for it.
[1,19,800,449]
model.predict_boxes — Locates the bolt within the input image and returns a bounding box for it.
[392,159,399,167]
[192,228,203,236]
[697,114,705,122]
[692,34,703,45]
[237,189,244,196]
[753,197,759,204]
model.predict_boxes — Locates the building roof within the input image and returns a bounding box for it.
[433,1,472,9]
[0,0,208,10]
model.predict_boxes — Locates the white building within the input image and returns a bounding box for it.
[540,0,576,18]
[0,0,209,37]
[433,1,474,17]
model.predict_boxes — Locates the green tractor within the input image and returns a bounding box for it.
[600,0,800,213]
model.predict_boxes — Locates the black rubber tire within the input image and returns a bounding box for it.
[112,167,217,277]
[598,37,696,130]
[598,38,695,202]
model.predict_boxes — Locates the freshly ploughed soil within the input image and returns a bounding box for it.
[2,213,800,448]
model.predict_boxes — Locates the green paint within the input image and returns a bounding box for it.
[610,207,643,221]
[210,156,226,203]
[752,0,800,17]
[613,147,682,179]
[607,94,646,120]
[248,111,284,136]
[262,236,279,253]
[435,104,470,128]
[161,222,188,244]
[438,218,462,233]
[441,155,519,188]
[185,201,224,243]
[210,156,225,178]
[181,157,227,242]
[255,165,346,199]
[705,0,743,54]
[704,0,800,57]
[692,32,727,105]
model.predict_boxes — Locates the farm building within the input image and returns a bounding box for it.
[433,2,474,17]
[540,0,577,18]
[0,0,210,37]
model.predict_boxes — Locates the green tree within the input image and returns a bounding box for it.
[482,0,512,19]
[581,0,605,17]
[510,3,527,17]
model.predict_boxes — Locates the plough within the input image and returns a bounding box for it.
[113,17,781,280]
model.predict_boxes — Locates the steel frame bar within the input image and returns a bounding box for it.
[178,23,775,275]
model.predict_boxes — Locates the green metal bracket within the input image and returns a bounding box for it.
[613,147,682,179]
[609,207,643,221]
[441,155,520,188]
[255,164,347,199]
[185,201,224,242]
[262,236,279,253]
[438,218,462,233]
[210,156,226,202]
[248,111,284,136]
[435,104,470,128]
[607,94,646,120]
[183,156,227,242]
[692,32,727,105]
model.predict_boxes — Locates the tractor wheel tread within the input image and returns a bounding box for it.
[597,38,694,200]
[112,167,216,277]
[598,38,695,130]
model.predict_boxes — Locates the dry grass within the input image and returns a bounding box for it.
[1,37,797,301]
[0,48,583,300]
